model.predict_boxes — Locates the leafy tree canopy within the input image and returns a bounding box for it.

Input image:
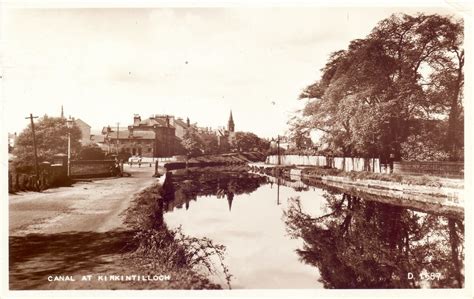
[297,13,463,161]
[234,131,269,153]
[13,116,82,170]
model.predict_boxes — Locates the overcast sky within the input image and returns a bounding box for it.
[2,5,462,138]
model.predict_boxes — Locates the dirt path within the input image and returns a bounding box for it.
[9,165,159,290]
[9,165,156,236]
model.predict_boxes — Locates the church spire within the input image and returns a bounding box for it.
[228,110,235,132]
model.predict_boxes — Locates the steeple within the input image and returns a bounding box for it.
[227,110,235,132]
[61,105,64,119]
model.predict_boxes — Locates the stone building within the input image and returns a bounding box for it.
[101,111,237,158]
[102,114,185,158]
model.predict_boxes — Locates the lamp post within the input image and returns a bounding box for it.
[66,117,73,176]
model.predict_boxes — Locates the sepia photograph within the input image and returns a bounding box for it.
[1,1,471,298]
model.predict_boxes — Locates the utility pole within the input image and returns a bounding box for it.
[116,122,120,155]
[277,135,281,165]
[25,114,40,185]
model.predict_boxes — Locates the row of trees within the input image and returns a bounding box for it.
[180,128,271,157]
[294,13,464,161]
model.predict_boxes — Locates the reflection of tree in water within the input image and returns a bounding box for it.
[284,193,464,288]
[162,167,268,212]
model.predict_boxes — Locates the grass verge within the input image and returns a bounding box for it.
[120,182,232,289]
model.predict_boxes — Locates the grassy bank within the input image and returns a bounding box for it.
[301,167,463,189]
[118,181,232,290]
[252,165,463,189]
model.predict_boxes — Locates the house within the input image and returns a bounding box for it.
[100,110,237,158]
[73,118,92,145]
[102,114,183,158]
[8,132,17,154]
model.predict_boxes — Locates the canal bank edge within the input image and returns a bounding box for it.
[250,164,463,216]
[119,174,227,290]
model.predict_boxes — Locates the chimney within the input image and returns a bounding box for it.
[133,114,141,126]
[186,117,190,128]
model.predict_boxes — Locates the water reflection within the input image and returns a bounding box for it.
[284,193,464,288]
[161,168,464,289]
[162,166,268,212]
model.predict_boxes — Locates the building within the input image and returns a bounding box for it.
[74,118,92,145]
[60,106,92,146]
[8,132,17,153]
[217,111,236,150]
[102,114,184,158]
[100,111,237,158]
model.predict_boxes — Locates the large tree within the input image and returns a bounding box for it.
[298,13,464,161]
[181,129,204,157]
[234,131,269,153]
[13,116,82,171]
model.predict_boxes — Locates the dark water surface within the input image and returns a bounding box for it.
[162,167,464,289]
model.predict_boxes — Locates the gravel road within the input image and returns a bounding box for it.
[9,165,159,290]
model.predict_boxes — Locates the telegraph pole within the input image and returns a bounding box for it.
[25,114,40,182]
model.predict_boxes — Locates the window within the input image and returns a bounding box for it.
[148,147,152,153]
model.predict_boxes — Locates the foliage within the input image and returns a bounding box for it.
[78,144,106,160]
[181,129,204,157]
[234,131,269,152]
[297,13,464,161]
[200,133,219,154]
[13,116,82,171]
[287,115,314,150]
[124,182,233,289]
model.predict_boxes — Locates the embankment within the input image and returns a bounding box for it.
[120,179,231,289]
[250,164,463,217]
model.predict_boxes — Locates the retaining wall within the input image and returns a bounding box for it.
[70,160,116,178]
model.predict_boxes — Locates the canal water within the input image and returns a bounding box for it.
[162,167,464,289]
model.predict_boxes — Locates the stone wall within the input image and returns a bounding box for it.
[393,161,464,178]
[8,163,68,193]
[70,160,116,178]
[266,155,382,173]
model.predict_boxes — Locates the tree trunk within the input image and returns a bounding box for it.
[446,52,464,161]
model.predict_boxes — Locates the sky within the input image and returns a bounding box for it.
[2,4,463,138]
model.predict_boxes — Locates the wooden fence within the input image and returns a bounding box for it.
[266,155,384,173]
